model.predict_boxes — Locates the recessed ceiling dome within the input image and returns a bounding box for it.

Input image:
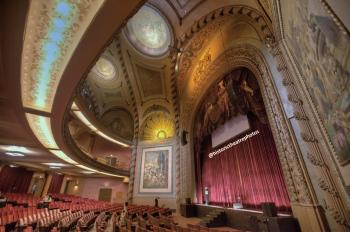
[94,57,116,80]
[125,5,172,56]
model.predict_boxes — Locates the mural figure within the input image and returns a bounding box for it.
[282,0,350,164]
[217,80,232,119]
[197,68,267,140]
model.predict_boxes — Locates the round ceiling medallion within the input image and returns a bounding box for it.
[94,57,116,80]
[125,5,172,56]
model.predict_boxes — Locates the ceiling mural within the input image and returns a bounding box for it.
[125,5,172,57]
[100,108,134,142]
[21,0,104,112]
[194,68,268,140]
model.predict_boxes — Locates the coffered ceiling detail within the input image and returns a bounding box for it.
[133,63,167,101]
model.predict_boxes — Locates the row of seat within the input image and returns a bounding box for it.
[2,193,42,207]
[116,210,233,232]
[58,210,84,231]
[95,212,109,232]
[0,207,50,225]
[76,211,96,231]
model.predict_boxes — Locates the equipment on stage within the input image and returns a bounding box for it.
[204,187,209,205]
[261,202,277,217]
[233,203,243,209]
[180,203,196,218]
[233,195,243,209]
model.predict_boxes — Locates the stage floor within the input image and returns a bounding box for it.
[192,204,299,232]
[173,213,242,232]
[196,204,291,217]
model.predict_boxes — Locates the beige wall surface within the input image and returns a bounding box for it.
[64,177,128,203]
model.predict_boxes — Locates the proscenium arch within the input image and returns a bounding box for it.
[174,4,277,207]
[181,44,317,214]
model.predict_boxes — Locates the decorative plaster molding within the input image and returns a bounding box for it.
[115,38,140,202]
[267,12,350,226]
[176,5,274,93]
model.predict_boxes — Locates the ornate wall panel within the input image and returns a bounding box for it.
[271,0,350,230]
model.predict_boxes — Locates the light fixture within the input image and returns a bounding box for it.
[9,164,18,168]
[157,130,167,139]
[96,131,129,147]
[49,166,61,169]
[81,170,95,174]
[72,110,98,132]
[94,57,116,80]
[76,164,124,178]
[5,152,25,157]
[42,162,67,167]
[71,102,79,111]
[25,113,59,149]
[74,181,79,189]
[49,150,78,165]
[1,145,30,153]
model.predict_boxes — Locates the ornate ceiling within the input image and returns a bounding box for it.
[67,0,274,176]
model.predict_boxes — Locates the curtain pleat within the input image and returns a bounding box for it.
[48,174,64,194]
[0,166,33,193]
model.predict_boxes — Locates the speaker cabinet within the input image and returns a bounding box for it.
[261,202,277,217]
[181,130,188,145]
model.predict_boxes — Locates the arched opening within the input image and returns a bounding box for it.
[193,68,291,212]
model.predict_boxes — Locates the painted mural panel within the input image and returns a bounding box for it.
[281,0,350,165]
[140,146,172,193]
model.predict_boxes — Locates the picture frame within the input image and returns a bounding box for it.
[139,146,172,193]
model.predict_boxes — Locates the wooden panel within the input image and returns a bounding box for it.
[98,188,112,202]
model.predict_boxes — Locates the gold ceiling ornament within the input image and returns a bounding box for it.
[141,112,174,141]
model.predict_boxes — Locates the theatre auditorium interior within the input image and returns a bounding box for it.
[0,0,349,232]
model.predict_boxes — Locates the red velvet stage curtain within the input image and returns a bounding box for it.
[199,116,291,212]
[48,174,64,193]
[0,165,33,193]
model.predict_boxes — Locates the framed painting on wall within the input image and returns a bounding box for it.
[140,146,172,193]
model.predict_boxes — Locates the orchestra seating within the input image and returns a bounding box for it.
[0,193,176,232]
[0,193,231,232]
